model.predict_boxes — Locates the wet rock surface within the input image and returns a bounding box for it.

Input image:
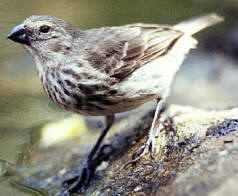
[9,104,238,196]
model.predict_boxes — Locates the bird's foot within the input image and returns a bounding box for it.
[123,131,157,168]
[62,144,114,195]
[62,161,93,195]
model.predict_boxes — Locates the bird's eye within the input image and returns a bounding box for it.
[39,25,50,33]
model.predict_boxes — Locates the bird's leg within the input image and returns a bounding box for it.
[124,99,165,167]
[62,115,115,194]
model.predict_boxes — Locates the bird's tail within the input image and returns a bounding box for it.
[174,13,224,35]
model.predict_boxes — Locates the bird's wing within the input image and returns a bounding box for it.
[83,24,183,80]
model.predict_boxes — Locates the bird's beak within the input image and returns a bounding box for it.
[7,23,30,45]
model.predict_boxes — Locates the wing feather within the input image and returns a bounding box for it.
[83,24,183,80]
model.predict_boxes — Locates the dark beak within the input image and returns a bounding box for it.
[7,23,30,45]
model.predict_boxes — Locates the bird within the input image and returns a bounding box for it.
[7,13,223,194]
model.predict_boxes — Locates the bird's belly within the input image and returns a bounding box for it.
[67,91,155,116]
[117,51,187,100]
[42,79,150,116]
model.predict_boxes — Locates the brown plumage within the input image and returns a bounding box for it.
[7,13,223,194]
[83,24,183,79]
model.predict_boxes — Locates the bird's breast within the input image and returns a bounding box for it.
[39,66,125,115]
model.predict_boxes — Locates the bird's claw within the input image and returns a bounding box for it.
[132,139,154,160]
[62,144,114,195]
[123,131,157,168]
[62,160,94,195]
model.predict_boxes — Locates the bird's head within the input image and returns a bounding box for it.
[7,15,77,61]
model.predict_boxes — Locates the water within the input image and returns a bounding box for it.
[0,0,237,195]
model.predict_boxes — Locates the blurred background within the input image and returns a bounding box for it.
[0,0,238,195]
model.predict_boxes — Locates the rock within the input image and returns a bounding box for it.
[9,104,238,196]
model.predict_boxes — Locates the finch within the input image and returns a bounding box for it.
[7,13,223,194]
